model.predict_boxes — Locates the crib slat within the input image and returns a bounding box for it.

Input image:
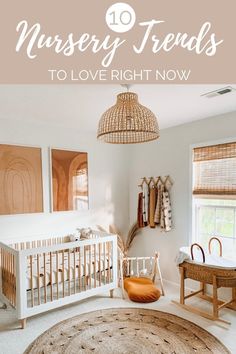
[30,255,34,307]
[10,253,12,306]
[94,244,97,288]
[84,246,87,289]
[103,242,106,284]
[12,254,14,305]
[4,251,7,298]
[78,247,81,291]
[8,253,10,303]
[8,252,10,302]
[2,250,4,295]
[49,252,53,301]
[99,243,102,286]
[68,250,71,296]
[7,252,10,300]
[56,251,59,299]
[107,242,111,283]
[13,254,16,307]
[9,253,12,304]
[43,253,47,303]
[2,250,5,296]
[62,250,65,297]
[37,254,41,305]
[89,245,92,289]
[73,249,76,294]
[0,248,16,306]
[11,253,13,306]
[6,251,8,298]
[4,251,7,300]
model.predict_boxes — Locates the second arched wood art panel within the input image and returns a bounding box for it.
[51,149,88,212]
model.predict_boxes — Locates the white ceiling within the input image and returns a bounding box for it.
[0,85,235,132]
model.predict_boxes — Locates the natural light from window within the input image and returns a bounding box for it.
[192,142,236,261]
[193,198,236,260]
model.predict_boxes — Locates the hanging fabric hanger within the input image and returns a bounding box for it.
[138,177,149,189]
[138,176,173,189]
[148,177,156,187]
[164,175,173,189]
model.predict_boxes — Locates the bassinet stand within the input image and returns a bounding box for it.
[172,239,236,325]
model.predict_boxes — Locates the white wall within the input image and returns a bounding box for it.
[0,119,130,243]
[128,111,236,283]
[1,109,236,286]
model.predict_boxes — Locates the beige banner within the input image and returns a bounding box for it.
[1,0,235,83]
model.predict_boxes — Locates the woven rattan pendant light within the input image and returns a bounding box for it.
[97,89,160,144]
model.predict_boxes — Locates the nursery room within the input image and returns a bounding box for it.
[0,84,236,354]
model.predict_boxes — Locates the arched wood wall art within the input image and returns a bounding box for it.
[51,149,88,212]
[0,144,43,215]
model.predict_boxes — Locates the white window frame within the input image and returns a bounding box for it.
[193,199,236,243]
[190,137,236,247]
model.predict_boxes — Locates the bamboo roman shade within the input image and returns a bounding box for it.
[193,142,236,196]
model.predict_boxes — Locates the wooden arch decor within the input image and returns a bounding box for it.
[0,144,43,215]
[51,149,88,212]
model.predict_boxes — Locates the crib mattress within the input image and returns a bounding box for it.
[176,246,236,270]
[26,253,112,290]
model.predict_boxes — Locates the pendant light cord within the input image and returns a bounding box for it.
[121,84,131,92]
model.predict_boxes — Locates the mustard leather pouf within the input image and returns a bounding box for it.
[124,277,161,303]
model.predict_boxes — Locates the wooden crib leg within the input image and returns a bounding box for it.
[20,318,26,329]
[110,289,114,298]
[180,267,185,305]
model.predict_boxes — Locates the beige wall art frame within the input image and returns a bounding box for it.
[0,144,43,215]
[50,148,89,212]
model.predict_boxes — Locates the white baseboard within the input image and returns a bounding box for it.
[162,278,197,293]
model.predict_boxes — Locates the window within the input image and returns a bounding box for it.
[192,142,236,260]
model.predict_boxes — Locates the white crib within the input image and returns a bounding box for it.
[0,231,118,329]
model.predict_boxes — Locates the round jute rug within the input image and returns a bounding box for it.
[25,308,230,354]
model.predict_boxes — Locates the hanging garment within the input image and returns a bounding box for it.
[137,192,144,228]
[160,190,165,230]
[162,190,172,231]
[142,182,149,226]
[154,185,163,224]
[149,186,157,228]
